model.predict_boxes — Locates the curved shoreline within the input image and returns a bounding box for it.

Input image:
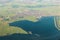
[54,16,60,30]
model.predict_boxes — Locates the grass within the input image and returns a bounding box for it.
[0,21,28,36]
[24,16,37,22]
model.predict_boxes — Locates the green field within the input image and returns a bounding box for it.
[0,21,28,36]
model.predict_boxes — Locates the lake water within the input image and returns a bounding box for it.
[0,16,60,40]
